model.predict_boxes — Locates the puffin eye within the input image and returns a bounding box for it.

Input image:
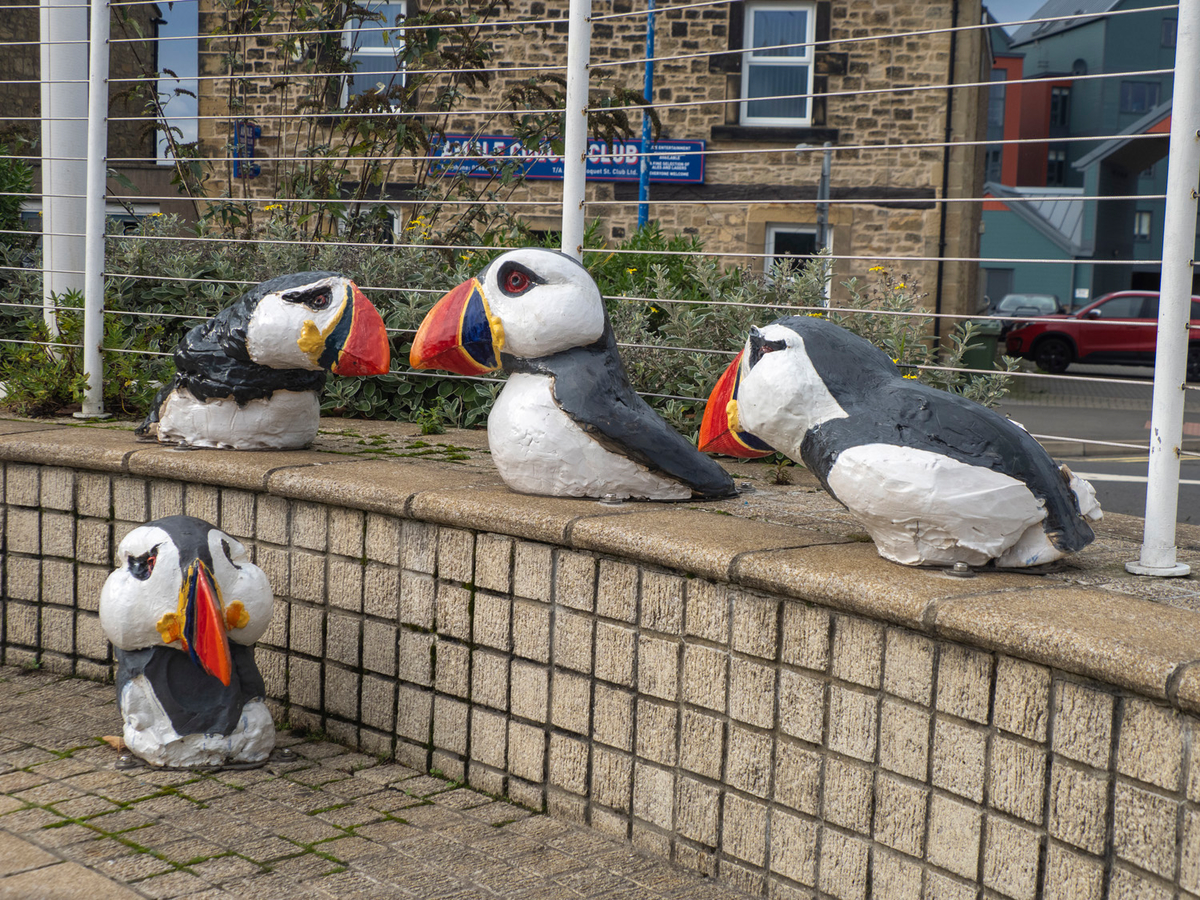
[505,270,530,292]
[221,538,242,570]
[129,548,157,581]
[309,292,330,310]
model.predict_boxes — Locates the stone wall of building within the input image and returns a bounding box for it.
[4,448,1199,900]
[191,0,987,316]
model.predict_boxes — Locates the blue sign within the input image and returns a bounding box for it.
[431,134,705,184]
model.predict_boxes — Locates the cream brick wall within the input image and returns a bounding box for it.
[5,460,1199,899]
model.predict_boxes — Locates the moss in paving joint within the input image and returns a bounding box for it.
[307,802,352,816]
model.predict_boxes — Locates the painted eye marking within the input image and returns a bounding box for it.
[221,538,242,570]
[129,547,158,581]
[498,263,541,296]
[284,285,334,309]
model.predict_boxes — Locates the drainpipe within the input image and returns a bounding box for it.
[637,0,656,229]
[933,0,960,344]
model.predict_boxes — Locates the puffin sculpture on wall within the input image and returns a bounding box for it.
[410,248,735,501]
[700,316,1101,568]
[99,516,276,767]
[136,271,391,450]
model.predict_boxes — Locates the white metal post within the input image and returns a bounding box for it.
[560,0,591,260]
[1126,0,1200,576]
[39,0,89,337]
[79,0,111,418]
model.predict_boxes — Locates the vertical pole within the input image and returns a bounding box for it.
[637,0,656,229]
[79,0,111,418]
[560,0,591,260]
[815,141,831,251]
[39,0,89,337]
[1125,0,1199,576]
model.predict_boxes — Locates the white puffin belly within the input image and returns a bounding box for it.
[825,443,1062,567]
[487,373,691,500]
[157,387,320,450]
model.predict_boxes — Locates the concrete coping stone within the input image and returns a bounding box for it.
[4,416,1200,711]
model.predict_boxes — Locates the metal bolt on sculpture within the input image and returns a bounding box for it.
[410,247,736,501]
[136,271,390,450]
[700,316,1102,568]
[100,516,276,767]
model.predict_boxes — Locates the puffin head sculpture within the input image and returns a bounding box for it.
[137,271,391,450]
[409,248,735,501]
[100,516,276,767]
[700,316,1101,568]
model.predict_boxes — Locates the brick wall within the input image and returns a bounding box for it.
[191,0,987,317]
[3,459,1199,900]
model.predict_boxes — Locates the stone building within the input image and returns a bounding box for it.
[201,0,984,316]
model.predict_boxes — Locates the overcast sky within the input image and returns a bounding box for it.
[983,0,1051,33]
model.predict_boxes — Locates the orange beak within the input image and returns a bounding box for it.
[181,560,232,687]
[328,285,391,376]
[409,278,502,375]
[698,351,775,458]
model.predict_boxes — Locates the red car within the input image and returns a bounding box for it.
[1004,290,1200,382]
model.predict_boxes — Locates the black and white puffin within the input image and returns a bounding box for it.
[700,316,1101,567]
[99,516,275,767]
[136,271,390,450]
[410,248,735,501]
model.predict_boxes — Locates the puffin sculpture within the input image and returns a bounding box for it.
[700,316,1101,567]
[136,271,391,450]
[99,516,276,767]
[410,248,735,500]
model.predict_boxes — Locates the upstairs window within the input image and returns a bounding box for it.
[740,1,816,126]
[342,1,407,106]
[1049,86,1070,128]
[1134,210,1152,241]
[1119,81,1160,114]
[1046,148,1067,185]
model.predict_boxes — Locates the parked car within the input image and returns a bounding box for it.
[1004,290,1200,381]
[985,292,1063,337]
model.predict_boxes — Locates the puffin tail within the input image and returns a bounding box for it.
[135,380,176,437]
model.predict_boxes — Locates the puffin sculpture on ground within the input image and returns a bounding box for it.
[410,248,735,501]
[700,316,1101,567]
[99,516,276,767]
[136,271,391,450]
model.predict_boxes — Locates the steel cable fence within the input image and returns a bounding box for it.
[2,0,1197,471]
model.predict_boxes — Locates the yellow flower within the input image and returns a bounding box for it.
[263,203,283,212]
[869,265,884,272]
[626,267,637,274]
[896,282,906,289]
[902,373,919,380]
[150,212,162,217]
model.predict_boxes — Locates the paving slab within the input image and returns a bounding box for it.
[0,667,752,900]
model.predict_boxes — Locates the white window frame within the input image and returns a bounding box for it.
[740,0,816,127]
[341,0,407,108]
[765,223,830,299]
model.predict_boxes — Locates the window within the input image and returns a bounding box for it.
[1120,81,1160,114]
[1091,295,1145,318]
[1134,210,1153,241]
[155,0,199,163]
[765,225,828,294]
[342,1,406,106]
[1140,163,1156,179]
[1046,148,1067,186]
[1049,87,1070,128]
[1162,18,1177,47]
[740,1,816,126]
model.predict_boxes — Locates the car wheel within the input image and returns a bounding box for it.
[1034,337,1072,374]
[1188,344,1200,383]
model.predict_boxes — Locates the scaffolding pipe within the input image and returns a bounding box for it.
[39,0,89,336]
[80,0,110,417]
[561,0,591,259]
[1126,0,1200,577]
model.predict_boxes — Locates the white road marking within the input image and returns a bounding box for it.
[1071,472,1200,486]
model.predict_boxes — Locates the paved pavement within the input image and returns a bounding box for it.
[0,667,747,900]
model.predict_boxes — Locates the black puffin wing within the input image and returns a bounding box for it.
[528,345,737,500]
[854,382,1093,551]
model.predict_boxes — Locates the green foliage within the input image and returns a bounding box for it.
[833,266,1018,408]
